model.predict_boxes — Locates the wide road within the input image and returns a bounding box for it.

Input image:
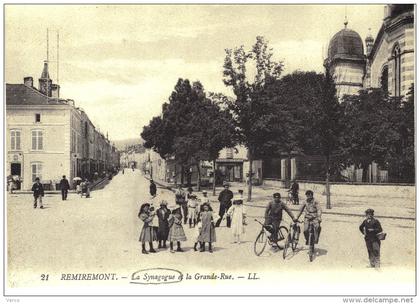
[6,169,415,295]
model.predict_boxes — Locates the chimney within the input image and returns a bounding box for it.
[24,77,33,87]
[51,84,60,98]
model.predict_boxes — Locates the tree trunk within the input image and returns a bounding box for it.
[247,155,253,202]
[212,159,216,196]
[196,162,201,192]
[181,165,184,186]
[325,156,331,209]
[174,163,177,186]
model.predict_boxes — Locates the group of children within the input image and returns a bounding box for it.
[138,189,247,254]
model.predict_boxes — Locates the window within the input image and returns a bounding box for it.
[35,113,41,123]
[31,162,42,182]
[393,45,401,97]
[31,130,43,150]
[10,130,21,150]
[380,66,388,93]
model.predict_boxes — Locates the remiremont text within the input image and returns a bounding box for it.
[61,273,118,280]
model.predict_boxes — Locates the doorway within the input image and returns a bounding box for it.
[11,163,21,176]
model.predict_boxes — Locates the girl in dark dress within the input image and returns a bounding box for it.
[157,200,171,249]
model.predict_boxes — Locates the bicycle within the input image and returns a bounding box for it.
[254,219,288,256]
[283,220,302,259]
[308,220,317,262]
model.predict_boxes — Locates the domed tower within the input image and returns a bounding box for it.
[324,21,366,99]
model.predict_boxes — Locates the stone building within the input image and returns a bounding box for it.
[325,4,414,99]
[6,62,120,190]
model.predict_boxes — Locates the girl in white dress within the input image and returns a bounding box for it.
[227,196,246,244]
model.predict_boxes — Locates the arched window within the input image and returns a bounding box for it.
[393,44,401,97]
[380,65,388,93]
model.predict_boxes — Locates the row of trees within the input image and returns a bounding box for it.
[142,36,415,205]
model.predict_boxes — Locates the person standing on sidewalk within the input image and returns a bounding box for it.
[31,177,44,209]
[359,209,383,268]
[149,179,157,198]
[215,183,233,228]
[289,180,299,205]
[59,175,70,201]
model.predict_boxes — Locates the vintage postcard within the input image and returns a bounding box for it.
[3,3,416,300]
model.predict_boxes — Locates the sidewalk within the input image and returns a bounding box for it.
[147,176,415,221]
[10,176,110,195]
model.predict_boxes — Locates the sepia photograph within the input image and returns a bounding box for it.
[3,3,416,300]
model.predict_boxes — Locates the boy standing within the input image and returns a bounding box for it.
[32,177,44,209]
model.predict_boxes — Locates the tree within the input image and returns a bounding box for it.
[142,79,237,190]
[315,67,344,209]
[341,88,401,182]
[223,36,284,201]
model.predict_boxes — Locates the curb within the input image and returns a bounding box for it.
[147,176,414,221]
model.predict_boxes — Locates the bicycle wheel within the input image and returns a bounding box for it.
[283,235,291,259]
[291,229,299,252]
[276,226,288,248]
[308,231,315,262]
[254,230,267,256]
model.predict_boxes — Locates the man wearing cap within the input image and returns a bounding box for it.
[296,190,322,247]
[215,183,234,228]
[359,209,383,268]
[31,177,44,209]
[265,193,296,244]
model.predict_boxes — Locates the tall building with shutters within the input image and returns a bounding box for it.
[6,62,120,190]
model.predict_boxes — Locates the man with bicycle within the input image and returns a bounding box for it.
[295,190,322,247]
[264,193,296,245]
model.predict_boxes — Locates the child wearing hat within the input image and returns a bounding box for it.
[227,194,247,244]
[157,200,171,249]
[138,203,157,254]
[168,207,187,253]
[359,208,383,268]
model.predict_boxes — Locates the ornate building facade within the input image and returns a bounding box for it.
[325,4,414,99]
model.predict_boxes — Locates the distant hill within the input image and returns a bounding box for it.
[113,138,145,152]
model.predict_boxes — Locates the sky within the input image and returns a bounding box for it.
[5,4,385,141]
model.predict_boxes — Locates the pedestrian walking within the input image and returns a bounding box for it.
[168,207,187,253]
[59,175,70,201]
[200,190,210,205]
[138,203,157,254]
[149,179,157,198]
[198,203,216,253]
[215,183,233,228]
[175,185,188,224]
[227,195,246,244]
[359,209,384,268]
[31,177,44,209]
[187,194,199,228]
[157,200,171,249]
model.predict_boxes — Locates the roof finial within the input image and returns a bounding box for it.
[344,6,348,28]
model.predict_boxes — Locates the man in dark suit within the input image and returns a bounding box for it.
[215,183,234,228]
[32,177,44,209]
[60,175,70,201]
